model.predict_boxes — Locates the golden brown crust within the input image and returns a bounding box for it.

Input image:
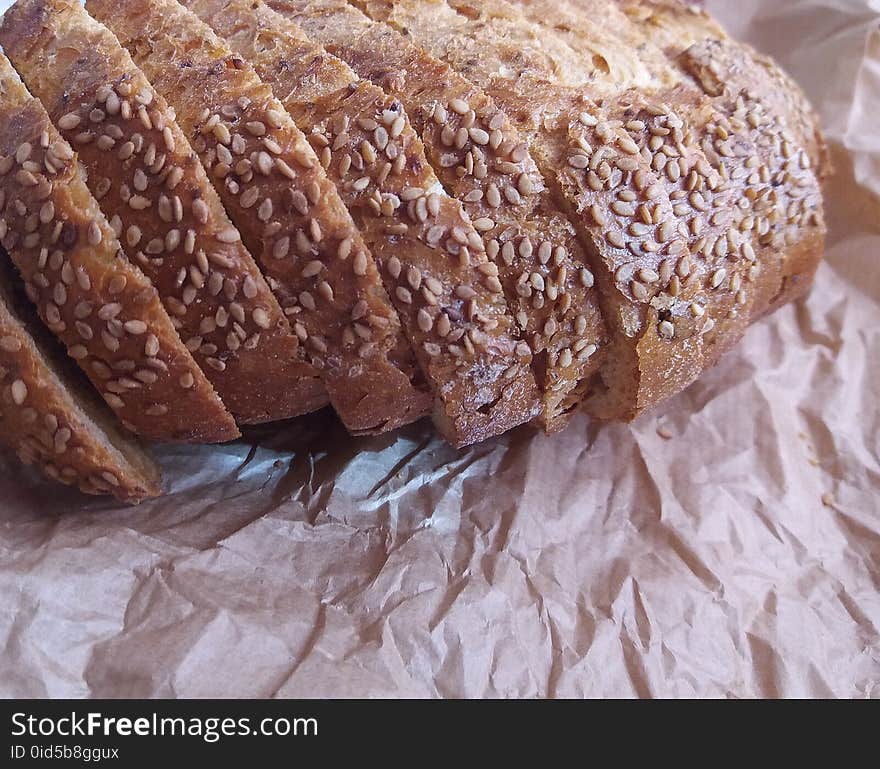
[0,0,329,425]
[182,0,544,446]
[252,0,607,433]
[89,0,431,435]
[0,51,239,443]
[0,252,161,502]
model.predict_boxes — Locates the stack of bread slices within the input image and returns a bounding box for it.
[0,0,828,502]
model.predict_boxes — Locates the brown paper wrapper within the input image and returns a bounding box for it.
[0,0,878,698]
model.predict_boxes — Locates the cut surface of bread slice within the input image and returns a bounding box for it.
[106,0,542,447]
[0,250,160,502]
[85,0,432,435]
[0,50,239,443]
[189,0,607,433]
[0,0,329,425]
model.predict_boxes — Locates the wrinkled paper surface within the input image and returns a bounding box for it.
[0,0,878,698]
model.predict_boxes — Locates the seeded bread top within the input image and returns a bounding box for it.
[562,0,827,320]
[509,1,765,362]
[353,0,719,416]
[0,0,331,425]
[180,0,544,445]
[354,0,824,417]
[612,0,828,175]
[0,51,240,443]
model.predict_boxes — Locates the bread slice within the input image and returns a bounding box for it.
[97,0,542,446]
[0,0,329,425]
[83,0,431,435]
[0,51,239,443]
[0,250,160,502]
[189,0,608,433]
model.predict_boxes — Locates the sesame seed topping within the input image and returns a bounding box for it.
[58,113,81,131]
[710,268,727,289]
[252,308,271,329]
[302,260,324,278]
[87,222,103,246]
[216,227,240,244]
[10,379,28,405]
[450,98,469,115]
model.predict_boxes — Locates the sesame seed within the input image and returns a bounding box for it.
[216,228,240,244]
[387,256,402,279]
[257,198,273,222]
[58,113,81,131]
[619,137,640,155]
[469,127,489,145]
[302,260,324,278]
[450,98,469,115]
[275,157,297,180]
[239,186,260,209]
[252,308,271,329]
[213,123,232,145]
[190,198,209,224]
[659,320,675,338]
[612,201,636,217]
[631,281,649,301]
[266,109,285,129]
[710,268,727,289]
[264,137,284,156]
[417,308,433,332]
[248,151,269,176]
[606,231,625,249]
[266,233,290,261]
[352,251,370,277]
[11,379,28,405]
[86,222,103,246]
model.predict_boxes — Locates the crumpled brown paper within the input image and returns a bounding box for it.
[0,0,878,698]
